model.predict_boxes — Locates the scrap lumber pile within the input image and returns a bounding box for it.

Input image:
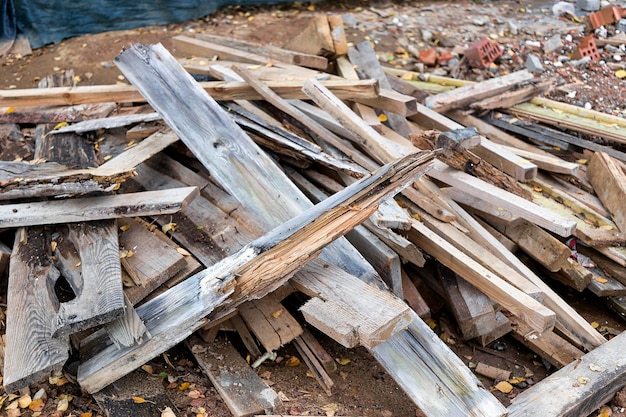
[2,14,626,417]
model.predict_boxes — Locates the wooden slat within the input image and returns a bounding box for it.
[187,336,281,417]
[587,151,626,234]
[283,15,335,56]
[507,329,626,417]
[0,187,199,228]
[0,79,379,108]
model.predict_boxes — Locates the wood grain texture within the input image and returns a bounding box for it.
[507,329,626,417]
[0,187,199,228]
[587,151,626,234]
[114,42,378,282]
[4,228,69,393]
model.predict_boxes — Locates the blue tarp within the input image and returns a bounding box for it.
[1,0,286,49]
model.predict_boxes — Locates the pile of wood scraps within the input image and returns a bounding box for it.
[1,14,626,417]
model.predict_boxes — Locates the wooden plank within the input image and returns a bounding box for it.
[470,79,552,110]
[299,328,337,374]
[327,15,348,56]
[104,295,151,348]
[76,148,434,393]
[283,15,335,57]
[0,102,116,124]
[238,294,303,352]
[4,227,70,393]
[364,220,426,267]
[471,138,538,182]
[50,112,161,134]
[294,260,412,349]
[439,267,500,340]
[0,241,11,278]
[118,217,187,304]
[193,33,329,69]
[293,336,334,395]
[348,41,412,135]
[230,314,262,358]
[496,219,571,272]
[496,145,581,176]
[187,335,281,417]
[587,151,626,234]
[0,78,379,108]
[115,42,380,283]
[0,130,179,201]
[0,187,199,228]
[408,218,556,334]
[401,269,431,319]
[507,328,626,417]
[372,311,508,417]
[424,70,535,113]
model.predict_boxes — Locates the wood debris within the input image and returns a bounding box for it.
[1,22,626,417]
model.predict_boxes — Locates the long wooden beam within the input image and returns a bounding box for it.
[0,79,379,108]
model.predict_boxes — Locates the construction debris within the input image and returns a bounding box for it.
[2,5,626,416]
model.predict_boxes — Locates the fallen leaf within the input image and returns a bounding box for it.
[29,398,45,412]
[595,277,608,284]
[132,396,155,404]
[508,377,526,384]
[162,222,177,234]
[17,394,31,409]
[335,357,351,366]
[141,364,154,374]
[188,389,202,399]
[57,397,69,411]
[590,321,599,329]
[271,308,283,318]
[597,405,612,417]
[7,408,20,417]
[494,381,513,394]
[6,106,15,114]
[176,247,191,256]
[616,69,626,79]
[50,241,58,252]
[378,113,388,122]
[53,122,69,130]
[589,363,603,372]
[80,413,94,417]
[179,381,191,391]
[576,376,590,385]
[119,224,131,232]
[285,356,301,367]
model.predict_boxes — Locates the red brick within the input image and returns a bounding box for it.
[418,49,438,66]
[464,39,503,68]
[586,5,623,30]
[438,51,455,65]
[573,35,601,61]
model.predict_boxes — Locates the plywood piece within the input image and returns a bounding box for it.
[187,335,281,417]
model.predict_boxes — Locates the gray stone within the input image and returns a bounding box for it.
[525,54,544,73]
[576,0,600,11]
[544,34,563,54]
[618,19,626,33]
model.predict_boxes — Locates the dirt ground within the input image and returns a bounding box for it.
[2,0,626,416]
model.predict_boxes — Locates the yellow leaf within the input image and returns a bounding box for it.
[162,222,177,234]
[285,356,301,367]
[508,377,525,384]
[576,159,587,164]
[80,413,94,417]
[590,321,599,329]
[6,106,15,114]
[271,308,284,318]
[616,69,626,79]
[103,155,112,161]
[29,398,45,412]
[120,224,131,232]
[494,381,513,393]
[595,277,608,284]
[53,121,69,130]
[378,113,388,122]
[17,394,32,408]
[335,357,351,366]
[577,376,590,385]
[50,241,58,252]
[307,4,315,11]
[179,381,190,391]
[187,389,202,399]
[598,405,612,417]
[141,364,154,374]
[57,397,69,411]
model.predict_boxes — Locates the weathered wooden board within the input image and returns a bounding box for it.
[507,329,626,417]
[283,15,335,57]
[187,335,281,417]
[0,187,199,228]
[587,151,626,234]
[114,42,379,282]
[372,311,508,417]
[76,149,434,393]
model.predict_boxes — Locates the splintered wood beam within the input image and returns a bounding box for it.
[372,311,508,417]
[507,329,626,417]
[0,79,379,108]
[0,187,199,228]
[114,42,379,283]
[424,69,535,113]
[587,151,626,234]
[0,130,179,201]
[76,150,435,393]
